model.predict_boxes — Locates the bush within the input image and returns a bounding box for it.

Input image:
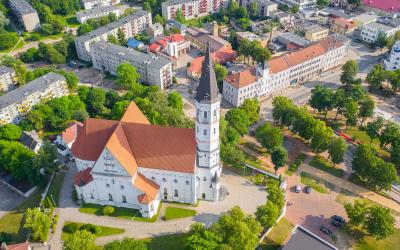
[52,215,59,232]
[103,206,115,216]
[63,223,79,234]
[286,154,306,176]
[79,223,102,234]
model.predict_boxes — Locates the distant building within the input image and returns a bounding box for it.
[273,0,316,10]
[352,13,379,29]
[76,5,121,23]
[161,0,225,20]
[20,130,43,153]
[148,34,191,68]
[9,0,40,32]
[282,225,338,250]
[0,72,69,124]
[276,32,310,49]
[236,31,267,47]
[166,19,187,35]
[56,121,83,157]
[1,241,31,250]
[330,17,356,37]
[0,66,16,92]
[385,40,400,70]
[75,11,152,61]
[305,25,329,42]
[127,38,145,49]
[362,0,400,15]
[80,0,120,10]
[223,36,349,107]
[186,26,232,52]
[361,21,400,44]
[147,23,164,37]
[238,0,278,17]
[90,41,173,90]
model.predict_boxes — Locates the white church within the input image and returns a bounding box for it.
[72,45,222,218]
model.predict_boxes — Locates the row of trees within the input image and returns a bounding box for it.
[366,64,400,93]
[256,183,285,229]
[0,10,19,51]
[33,3,65,35]
[238,39,272,65]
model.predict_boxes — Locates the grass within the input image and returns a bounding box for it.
[79,203,160,222]
[309,155,345,178]
[260,218,294,250]
[355,229,400,250]
[345,126,390,158]
[0,188,43,243]
[60,14,80,27]
[139,234,188,250]
[300,172,334,194]
[45,171,66,206]
[164,206,196,221]
[61,221,125,241]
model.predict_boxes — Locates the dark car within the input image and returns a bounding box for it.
[320,226,333,236]
[304,186,311,194]
[331,220,343,227]
[332,215,345,224]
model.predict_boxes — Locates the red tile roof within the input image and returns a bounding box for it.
[149,43,161,53]
[187,49,237,76]
[74,168,93,187]
[135,173,159,204]
[61,121,83,144]
[121,102,150,124]
[224,68,257,88]
[362,0,400,12]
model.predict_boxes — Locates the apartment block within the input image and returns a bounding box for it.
[223,36,350,107]
[0,66,16,92]
[161,0,225,20]
[0,72,69,124]
[80,0,120,10]
[9,0,40,32]
[76,5,121,23]
[385,40,400,71]
[75,10,152,61]
[238,0,278,17]
[330,17,356,37]
[273,0,316,9]
[361,21,400,44]
[305,25,329,42]
[90,41,173,89]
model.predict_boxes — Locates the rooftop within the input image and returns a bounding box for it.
[236,31,263,42]
[362,0,400,12]
[9,0,36,15]
[0,72,65,109]
[363,21,397,31]
[353,12,379,23]
[277,32,311,47]
[323,7,353,20]
[166,19,187,32]
[0,65,15,75]
[76,10,150,43]
[282,225,338,250]
[224,68,257,88]
[162,0,198,5]
[187,27,231,52]
[306,25,329,34]
[76,5,121,19]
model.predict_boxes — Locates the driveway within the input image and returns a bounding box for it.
[48,166,267,248]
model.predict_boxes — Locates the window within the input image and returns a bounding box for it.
[112,179,115,184]
[151,177,155,180]
[203,177,206,181]
[122,195,127,203]
[186,180,190,185]
[213,128,216,134]
[204,111,207,119]
[108,194,113,201]
[106,183,110,188]
[90,193,94,199]
[162,178,166,182]
[203,129,207,135]
[174,179,178,183]
[174,189,178,197]
[120,185,124,190]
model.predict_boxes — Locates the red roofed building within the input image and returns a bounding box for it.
[362,0,400,14]
[148,34,190,68]
[1,241,31,250]
[330,17,357,37]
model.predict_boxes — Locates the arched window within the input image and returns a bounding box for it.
[122,195,127,203]
[108,194,113,201]
[174,189,179,197]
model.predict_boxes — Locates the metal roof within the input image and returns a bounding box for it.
[9,0,36,15]
[282,225,338,250]
[0,66,15,75]
[195,43,219,104]
[76,5,121,19]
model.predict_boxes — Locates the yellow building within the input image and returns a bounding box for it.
[305,25,329,42]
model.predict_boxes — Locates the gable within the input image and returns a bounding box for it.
[91,148,131,177]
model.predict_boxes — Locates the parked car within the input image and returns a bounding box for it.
[304,186,311,194]
[332,215,345,224]
[331,220,343,227]
[320,226,333,236]
[295,185,301,193]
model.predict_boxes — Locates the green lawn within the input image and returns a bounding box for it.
[345,126,390,158]
[139,234,188,250]
[300,172,334,194]
[164,207,196,221]
[309,155,345,178]
[79,203,159,222]
[45,171,66,206]
[61,221,125,241]
[0,188,43,243]
[60,14,80,27]
[355,229,400,250]
[260,218,294,250]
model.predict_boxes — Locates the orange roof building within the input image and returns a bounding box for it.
[223,36,350,107]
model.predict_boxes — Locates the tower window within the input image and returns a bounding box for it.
[203,129,207,135]
[204,111,207,119]
[174,179,178,183]
[213,128,216,134]
[120,185,124,190]
[203,177,206,181]
[122,195,127,203]
[108,194,113,201]
[174,189,179,197]
[106,183,110,188]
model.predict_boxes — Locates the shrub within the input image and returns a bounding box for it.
[52,215,59,232]
[63,223,79,234]
[103,206,115,216]
[79,223,101,234]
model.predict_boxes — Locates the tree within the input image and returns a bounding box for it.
[220,143,245,168]
[366,64,386,90]
[348,0,361,6]
[167,91,183,112]
[288,4,299,28]
[214,63,228,90]
[185,223,223,250]
[316,0,329,8]
[116,63,141,90]
[343,99,359,131]
[328,137,348,166]
[110,100,130,120]
[20,48,40,63]
[154,14,165,26]
[340,60,359,86]
[309,85,334,119]
[370,158,398,191]
[0,31,19,50]
[0,124,22,140]
[175,9,185,23]
[255,201,279,228]
[104,237,148,250]
[333,89,346,120]
[380,121,400,149]
[386,69,400,93]
[64,230,96,250]
[310,121,333,154]
[107,34,119,45]
[117,28,127,46]
[358,96,375,127]
[271,147,288,172]
[143,1,151,12]
[33,141,58,174]
[344,200,367,226]
[23,207,51,242]
[85,87,106,116]
[225,108,251,135]
[103,206,115,216]
[364,205,395,240]
[375,32,389,49]
[0,11,9,29]
[255,122,283,151]
[366,117,385,142]
[239,98,260,124]
[267,185,285,210]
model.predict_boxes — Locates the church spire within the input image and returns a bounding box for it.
[195,42,219,104]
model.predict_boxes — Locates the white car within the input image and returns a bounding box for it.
[295,185,301,193]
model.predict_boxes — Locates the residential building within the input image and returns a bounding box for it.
[73,46,222,217]
[238,0,278,17]
[161,0,225,20]
[385,40,400,70]
[76,5,121,23]
[282,225,338,250]
[0,241,31,250]
[0,72,69,124]
[9,0,40,32]
[75,10,152,61]
[186,26,232,52]
[276,32,310,49]
[352,13,378,29]
[362,0,400,15]
[80,0,120,10]
[20,130,43,153]
[127,38,145,49]
[90,41,173,90]
[305,25,329,42]
[330,17,356,37]
[147,23,164,37]
[166,19,188,35]
[361,22,400,44]
[0,66,16,92]
[236,31,268,47]
[223,36,349,107]
[273,0,316,9]
[148,34,191,68]
[55,121,83,157]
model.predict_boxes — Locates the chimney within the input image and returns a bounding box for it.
[212,21,218,37]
